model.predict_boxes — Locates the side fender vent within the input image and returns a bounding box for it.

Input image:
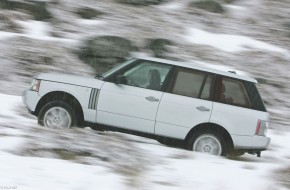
[88,88,99,110]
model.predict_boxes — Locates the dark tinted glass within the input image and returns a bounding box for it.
[244,81,266,112]
[220,77,252,107]
[171,69,207,98]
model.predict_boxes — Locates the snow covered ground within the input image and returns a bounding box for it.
[0,0,290,189]
[0,93,289,190]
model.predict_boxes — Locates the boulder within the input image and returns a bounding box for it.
[115,0,164,6]
[76,7,104,19]
[190,0,225,14]
[147,38,173,58]
[0,0,51,21]
[79,36,138,74]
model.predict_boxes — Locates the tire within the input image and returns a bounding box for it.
[157,138,184,148]
[38,100,77,129]
[228,150,245,157]
[186,130,227,156]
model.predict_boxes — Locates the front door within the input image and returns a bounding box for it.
[97,60,173,133]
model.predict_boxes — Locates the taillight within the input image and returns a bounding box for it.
[255,119,269,136]
[30,79,41,92]
[255,120,261,135]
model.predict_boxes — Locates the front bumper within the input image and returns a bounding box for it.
[22,90,41,112]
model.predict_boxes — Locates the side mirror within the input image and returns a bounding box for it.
[115,75,127,84]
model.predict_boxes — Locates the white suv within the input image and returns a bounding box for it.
[23,57,270,156]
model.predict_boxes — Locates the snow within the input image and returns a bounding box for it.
[0,32,18,39]
[0,153,126,190]
[185,28,289,55]
[224,5,247,11]
[17,20,51,38]
[0,20,76,44]
[157,1,187,10]
[76,19,106,25]
[0,93,289,190]
[0,8,289,187]
[224,4,250,18]
[0,94,21,117]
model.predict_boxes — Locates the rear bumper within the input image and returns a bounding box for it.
[232,134,271,150]
[22,90,41,112]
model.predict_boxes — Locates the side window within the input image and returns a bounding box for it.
[171,69,209,99]
[244,81,266,112]
[116,61,172,91]
[220,77,252,107]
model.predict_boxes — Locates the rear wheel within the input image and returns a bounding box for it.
[157,138,184,148]
[38,101,77,129]
[187,131,227,156]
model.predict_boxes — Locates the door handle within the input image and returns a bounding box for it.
[145,96,159,102]
[196,106,210,112]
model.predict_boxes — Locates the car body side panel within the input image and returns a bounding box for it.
[154,122,192,139]
[36,73,105,89]
[83,108,97,123]
[210,102,269,136]
[38,81,92,108]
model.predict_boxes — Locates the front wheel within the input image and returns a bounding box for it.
[38,101,77,129]
[187,131,227,156]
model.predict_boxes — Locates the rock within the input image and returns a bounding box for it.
[115,0,163,6]
[284,22,290,29]
[190,0,225,13]
[79,36,138,74]
[147,38,173,58]
[0,0,51,21]
[24,1,51,21]
[0,13,21,32]
[223,0,235,3]
[283,22,290,38]
[75,7,104,19]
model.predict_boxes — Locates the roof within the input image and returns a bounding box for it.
[134,56,257,83]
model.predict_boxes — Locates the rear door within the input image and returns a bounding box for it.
[155,68,214,139]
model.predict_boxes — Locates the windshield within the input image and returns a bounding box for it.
[99,58,136,79]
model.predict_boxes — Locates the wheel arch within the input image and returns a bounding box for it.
[185,122,234,150]
[35,91,84,126]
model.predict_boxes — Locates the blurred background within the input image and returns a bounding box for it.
[0,0,290,189]
[1,0,290,131]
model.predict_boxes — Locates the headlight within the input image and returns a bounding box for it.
[30,79,41,92]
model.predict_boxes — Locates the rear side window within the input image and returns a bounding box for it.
[170,68,213,100]
[244,81,267,112]
[218,77,252,108]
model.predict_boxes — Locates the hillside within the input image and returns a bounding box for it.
[1,0,289,130]
[0,0,290,189]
